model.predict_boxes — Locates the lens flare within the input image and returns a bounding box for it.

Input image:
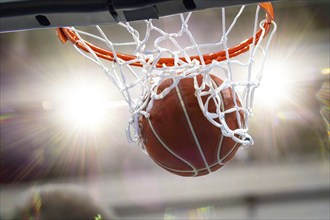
[257,72,291,107]
[60,84,108,128]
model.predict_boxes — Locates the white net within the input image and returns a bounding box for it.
[58,3,276,149]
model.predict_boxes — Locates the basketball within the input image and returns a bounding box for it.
[140,74,243,177]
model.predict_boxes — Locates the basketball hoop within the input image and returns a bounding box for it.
[57,4,274,68]
[56,2,276,176]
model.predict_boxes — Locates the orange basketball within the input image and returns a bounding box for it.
[140,74,242,177]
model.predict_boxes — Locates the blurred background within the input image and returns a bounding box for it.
[0,0,329,219]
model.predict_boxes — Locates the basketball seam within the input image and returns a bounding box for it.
[175,84,212,174]
[213,78,240,164]
[155,159,222,174]
[217,133,225,164]
[221,141,239,163]
[210,78,226,165]
[146,117,198,176]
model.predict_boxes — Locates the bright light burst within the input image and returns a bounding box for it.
[61,84,108,128]
[256,63,292,107]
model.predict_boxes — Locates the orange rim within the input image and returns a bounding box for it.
[57,3,274,68]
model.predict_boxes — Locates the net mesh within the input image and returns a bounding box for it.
[57,4,276,150]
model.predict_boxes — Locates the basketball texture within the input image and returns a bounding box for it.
[140,74,242,177]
